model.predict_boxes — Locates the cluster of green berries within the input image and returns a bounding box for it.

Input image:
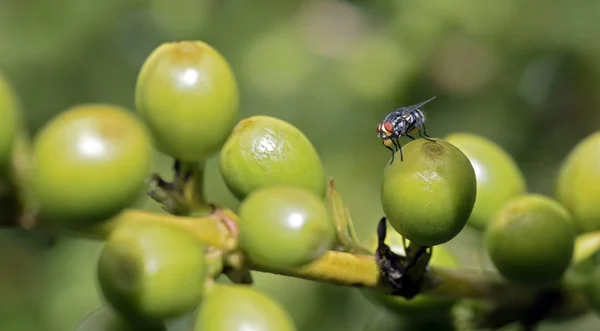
[1,40,332,331]
[2,38,600,330]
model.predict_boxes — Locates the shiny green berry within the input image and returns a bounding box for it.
[585,264,600,314]
[238,186,335,269]
[219,115,326,201]
[556,132,600,233]
[445,133,527,230]
[97,222,207,321]
[75,306,166,331]
[0,71,22,173]
[381,138,477,246]
[135,40,239,163]
[484,194,576,286]
[193,284,296,331]
[30,104,152,227]
[360,227,461,319]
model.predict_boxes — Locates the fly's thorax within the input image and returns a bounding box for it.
[395,116,413,135]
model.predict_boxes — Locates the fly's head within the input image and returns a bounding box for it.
[376,121,395,147]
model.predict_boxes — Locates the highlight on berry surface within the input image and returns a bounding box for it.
[444,132,527,230]
[380,138,477,246]
[555,131,600,233]
[238,185,336,269]
[135,40,239,163]
[219,115,327,200]
[29,104,152,228]
[484,194,576,287]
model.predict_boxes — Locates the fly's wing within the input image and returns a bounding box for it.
[405,96,437,112]
[395,96,437,115]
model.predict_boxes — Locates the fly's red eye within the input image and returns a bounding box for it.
[376,123,382,132]
[384,122,394,133]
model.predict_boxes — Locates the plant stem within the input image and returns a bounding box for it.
[252,250,380,288]
[179,162,213,217]
[251,250,529,302]
[66,209,587,312]
[26,208,592,321]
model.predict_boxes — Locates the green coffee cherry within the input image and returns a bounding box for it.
[193,284,296,331]
[219,115,326,200]
[0,71,22,173]
[360,227,460,319]
[556,132,600,233]
[484,194,576,286]
[381,139,476,246]
[445,133,527,230]
[135,40,239,163]
[585,264,600,314]
[238,186,335,269]
[75,306,166,331]
[97,222,207,321]
[30,104,152,227]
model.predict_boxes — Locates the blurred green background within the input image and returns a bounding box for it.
[2,0,600,330]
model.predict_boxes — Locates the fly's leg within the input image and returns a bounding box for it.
[406,134,416,140]
[392,137,401,152]
[392,136,404,162]
[383,140,395,164]
[399,144,404,162]
[418,125,435,142]
[419,124,435,142]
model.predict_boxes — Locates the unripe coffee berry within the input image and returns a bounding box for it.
[30,104,152,227]
[445,133,527,230]
[381,139,477,246]
[219,116,326,200]
[484,194,576,286]
[555,132,600,233]
[97,222,207,321]
[193,284,296,331]
[238,186,335,269]
[135,41,239,162]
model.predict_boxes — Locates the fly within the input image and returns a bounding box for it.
[376,96,437,164]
